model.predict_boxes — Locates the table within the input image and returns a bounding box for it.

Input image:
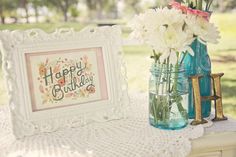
[1,93,236,157]
[190,116,236,157]
[190,132,236,157]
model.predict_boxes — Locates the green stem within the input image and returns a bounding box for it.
[174,63,179,92]
[154,64,161,121]
[153,50,157,63]
[173,60,187,119]
[152,63,164,123]
[186,0,190,5]
[197,0,202,10]
[207,0,213,11]
[205,1,209,11]
[179,52,187,67]
[165,58,170,94]
[168,64,172,93]
[152,97,158,124]
[164,58,171,122]
[155,64,162,95]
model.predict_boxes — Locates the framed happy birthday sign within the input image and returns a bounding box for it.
[0,26,129,138]
[25,47,108,112]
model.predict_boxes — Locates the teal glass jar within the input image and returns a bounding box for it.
[183,39,211,119]
[149,63,189,130]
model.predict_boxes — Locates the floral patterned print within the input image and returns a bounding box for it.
[37,55,96,104]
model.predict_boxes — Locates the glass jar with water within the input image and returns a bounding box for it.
[149,63,189,130]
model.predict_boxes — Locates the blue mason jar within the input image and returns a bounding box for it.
[149,63,189,130]
[183,39,211,118]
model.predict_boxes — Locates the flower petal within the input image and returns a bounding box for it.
[197,37,207,45]
[186,46,195,56]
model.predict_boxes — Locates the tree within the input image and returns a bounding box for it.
[30,0,43,23]
[0,0,17,24]
[83,0,118,19]
[217,0,236,12]
[124,0,142,14]
[103,0,118,18]
[19,0,30,23]
[84,0,102,19]
[69,6,80,21]
[46,0,78,22]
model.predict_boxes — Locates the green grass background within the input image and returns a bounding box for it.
[0,13,236,118]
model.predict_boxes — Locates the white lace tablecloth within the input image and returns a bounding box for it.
[0,93,236,157]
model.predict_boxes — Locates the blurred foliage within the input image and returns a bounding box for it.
[0,22,86,32]
[125,0,142,14]
[216,0,236,12]
[69,6,80,20]
[45,0,78,22]
[0,0,235,24]
[30,0,44,22]
[0,0,18,23]
[82,0,118,19]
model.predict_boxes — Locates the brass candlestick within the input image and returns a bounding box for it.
[190,73,227,126]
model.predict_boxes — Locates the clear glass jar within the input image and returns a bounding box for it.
[149,63,189,130]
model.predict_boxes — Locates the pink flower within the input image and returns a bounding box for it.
[169,1,189,14]
[196,10,210,20]
[169,0,210,21]
[39,64,46,77]
[87,86,95,94]
[189,9,209,20]
[179,6,188,13]
[58,78,65,86]
[186,8,195,14]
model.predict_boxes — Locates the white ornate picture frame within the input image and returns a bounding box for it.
[0,26,129,138]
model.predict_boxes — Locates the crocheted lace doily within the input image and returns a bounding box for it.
[0,93,206,157]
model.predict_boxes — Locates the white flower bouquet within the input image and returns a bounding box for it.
[128,0,220,129]
[128,1,220,64]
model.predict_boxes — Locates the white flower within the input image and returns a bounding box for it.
[142,9,162,31]
[185,14,220,44]
[154,7,186,26]
[128,7,196,64]
[146,17,194,64]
